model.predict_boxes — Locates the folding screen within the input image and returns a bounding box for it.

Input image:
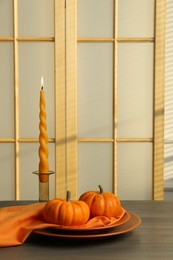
[62,0,165,200]
[0,0,165,200]
[0,0,55,200]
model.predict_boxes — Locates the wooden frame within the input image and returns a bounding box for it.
[13,0,20,200]
[153,0,166,200]
[55,0,78,199]
[113,0,118,194]
[65,0,77,199]
[0,0,57,200]
[54,0,66,198]
[0,0,165,200]
[66,0,165,199]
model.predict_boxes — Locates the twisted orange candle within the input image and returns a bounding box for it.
[38,77,49,183]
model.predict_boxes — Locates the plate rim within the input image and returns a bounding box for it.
[45,210,131,232]
[33,211,141,239]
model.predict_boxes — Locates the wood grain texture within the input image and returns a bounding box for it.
[77,38,154,43]
[117,37,154,42]
[66,0,77,199]
[113,0,118,195]
[0,37,14,41]
[16,37,54,42]
[153,0,166,200]
[54,0,66,198]
[13,0,20,200]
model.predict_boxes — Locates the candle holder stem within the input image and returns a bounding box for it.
[39,180,49,202]
[33,171,55,202]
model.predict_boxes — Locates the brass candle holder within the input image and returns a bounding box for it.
[33,171,55,202]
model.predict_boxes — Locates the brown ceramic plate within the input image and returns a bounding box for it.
[45,210,131,232]
[34,211,141,239]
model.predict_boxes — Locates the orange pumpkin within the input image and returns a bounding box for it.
[43,191,90,226]
[79,185,121,218]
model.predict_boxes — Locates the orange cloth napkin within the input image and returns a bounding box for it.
[0,203,125,247]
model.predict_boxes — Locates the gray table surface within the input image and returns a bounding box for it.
[0,200,173,260]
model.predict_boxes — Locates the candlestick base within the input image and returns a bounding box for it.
[33,171,55,202]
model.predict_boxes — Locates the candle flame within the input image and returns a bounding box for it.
[41,76,44,90]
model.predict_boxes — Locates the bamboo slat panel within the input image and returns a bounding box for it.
[117,138,153,143]
[113,0,118,195]
[66,0,77,199]
[78,38,114,42]
[78,138,114,143]
[17,37,54,42]
[77,38,154,43]
[18,138,55,143]
[117,38,154,42]
[54,0,66,198]
[0,37,54,42]
[0,37,14,41]
[153,0,166,200]
[0,138,15,143]
[13,0,20,200]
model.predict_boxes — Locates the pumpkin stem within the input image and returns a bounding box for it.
[98,185,104,195]
[66,190,71,202]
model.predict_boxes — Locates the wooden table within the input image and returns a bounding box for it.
[0,200,173,259]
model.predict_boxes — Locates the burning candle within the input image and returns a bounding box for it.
[38,77,49,183]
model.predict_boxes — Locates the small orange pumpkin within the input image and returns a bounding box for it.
[43,191,90,226]
[79,185,121,218]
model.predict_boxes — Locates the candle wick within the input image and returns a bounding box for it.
[41,86,43,91]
